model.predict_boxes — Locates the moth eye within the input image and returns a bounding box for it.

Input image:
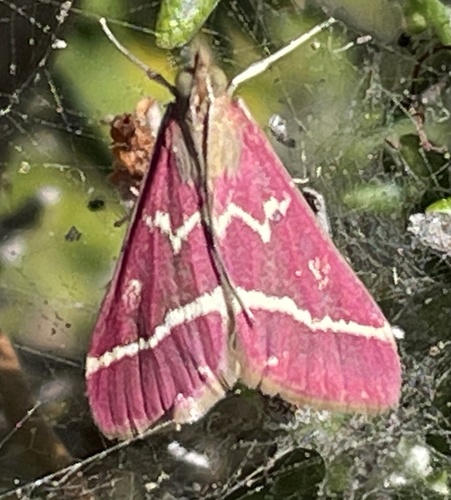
[176,69,194,98]
[209,66,228,96]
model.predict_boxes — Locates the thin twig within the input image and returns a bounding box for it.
[229,17,336,92]
[99,18,177,95]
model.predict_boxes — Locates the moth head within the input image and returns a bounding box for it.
[175,46,228,102]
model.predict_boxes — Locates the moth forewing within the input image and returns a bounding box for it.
[210,98,401,414]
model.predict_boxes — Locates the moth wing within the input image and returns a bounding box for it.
[86,113,237,439]
[212,99,401,413]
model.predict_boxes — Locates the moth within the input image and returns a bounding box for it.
[86,18,401,440]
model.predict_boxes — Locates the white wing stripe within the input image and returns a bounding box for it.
[143,195,291,254]
[86,286,394,377]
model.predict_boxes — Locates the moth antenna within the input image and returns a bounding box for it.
[229,17,336,92]
[99,18,178,96]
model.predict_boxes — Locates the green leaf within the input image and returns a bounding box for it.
[156,0,220,49]
[426,197,451,213]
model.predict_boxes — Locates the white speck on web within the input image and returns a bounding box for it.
[37,186,61,205]
[167,441,210,470]
[52,39,67,50]
[0,236,26,264]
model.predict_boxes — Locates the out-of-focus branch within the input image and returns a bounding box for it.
[0,331,74,478]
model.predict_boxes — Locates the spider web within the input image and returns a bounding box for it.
[0,0,451,499]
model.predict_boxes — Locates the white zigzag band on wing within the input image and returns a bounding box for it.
[85,286,394,376]
[142,194,292,254]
